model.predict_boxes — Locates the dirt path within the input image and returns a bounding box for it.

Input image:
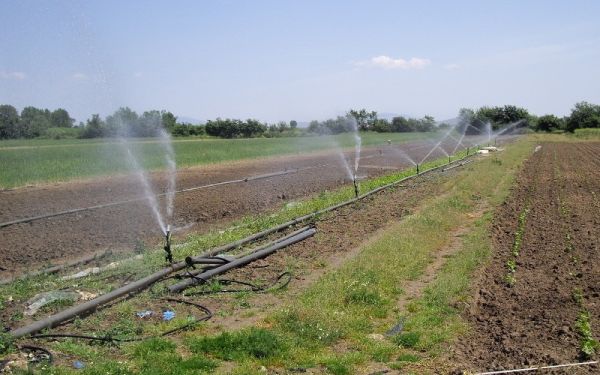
[453,142,600,374]
[0,139,463,276]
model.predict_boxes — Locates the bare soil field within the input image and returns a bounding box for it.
[0,140,459,276]
[453,142,600,373]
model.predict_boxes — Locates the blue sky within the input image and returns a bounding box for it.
[1,0,599,123]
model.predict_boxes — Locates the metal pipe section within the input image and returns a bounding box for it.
[168,228,316,293]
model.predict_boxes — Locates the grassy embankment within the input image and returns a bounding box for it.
[0,132,431,189]
[0,135,536,374]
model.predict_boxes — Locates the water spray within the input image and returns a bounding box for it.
[164,225,173,264]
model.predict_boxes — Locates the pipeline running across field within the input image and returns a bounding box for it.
[0,164,329,229]
[7,149,478,339]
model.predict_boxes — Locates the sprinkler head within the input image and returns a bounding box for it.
[416,164,420,175]
[448,156,451,164]
[164,226,173,264]
[352,176,359,198]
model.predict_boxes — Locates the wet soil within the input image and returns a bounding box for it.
[0,139,463,276]
[453,142,600,374]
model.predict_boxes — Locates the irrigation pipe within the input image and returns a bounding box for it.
[7,152,473,339]
[8,227,315,339]
[474,360,598,374]
[168,226,314,292]
[0,164,326,229]
[442,159,474,172]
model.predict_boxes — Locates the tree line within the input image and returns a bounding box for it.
[1,101,599,140]
[0,105,75,139]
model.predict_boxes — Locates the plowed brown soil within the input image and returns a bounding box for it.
[453,142,600,374]
[0,140,460,276]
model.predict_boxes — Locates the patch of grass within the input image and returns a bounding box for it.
[188,327,283,360]
[131,337,176,359]
[572,128,600,139]
[0,132,430,188]
[576,311,600,359]
[512,208,529,257]
[397,353,420,362]
[393,332,420,348]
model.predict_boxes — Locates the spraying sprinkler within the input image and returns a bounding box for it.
[164,225,173,264]
[352,175,359,198]
[448,156,451,164]
[416,164,420,175]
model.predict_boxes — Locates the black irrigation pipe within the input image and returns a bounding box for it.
[168,228,316,293]
[7,152,474,339]
[8,227,315,339]
[0,164,327,229]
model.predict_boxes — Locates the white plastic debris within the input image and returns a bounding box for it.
[481,146,498,152]
[25,290,79,316]
[476,149,490,155]
[534,145,542,152]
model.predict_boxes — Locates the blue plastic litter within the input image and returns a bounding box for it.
[73,360,85,369]
[136,310,153,318]
[162,310,175,321]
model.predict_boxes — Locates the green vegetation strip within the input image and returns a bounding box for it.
[0,139,533,374]
[0,132,430,188]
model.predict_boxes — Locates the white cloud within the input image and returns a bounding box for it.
[444,63,460,70]
[72,72,88,80]
[0,71,27,80]
[133,71,143,78]
[356,55,431,70]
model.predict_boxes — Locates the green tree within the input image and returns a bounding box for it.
[20,106,51,138]
[161,111,177,132]
[0,104,20,139]
[566,101,600,132]
[81,114,105,138]
[50,108,74,128]
[348,109,377,131]
[372,118,391,132]
[290,120,298,129]
[106,107,139,137]
[536,114,563,132]
[391,116,413,132]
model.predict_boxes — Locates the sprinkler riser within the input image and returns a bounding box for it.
[164,229,173,264]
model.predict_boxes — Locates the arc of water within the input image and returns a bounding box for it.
[121,143,167,234]
[451,129,467,155]
[419,124,458,165]
[156,127,177,220]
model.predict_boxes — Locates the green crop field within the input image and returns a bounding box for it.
[0,132,432,189]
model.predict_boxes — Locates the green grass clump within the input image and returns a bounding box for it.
[393,332,421,348]
[0,132,429,188]
[576,311,600,359]
[572,128,600,139]
[188,327,283,360]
